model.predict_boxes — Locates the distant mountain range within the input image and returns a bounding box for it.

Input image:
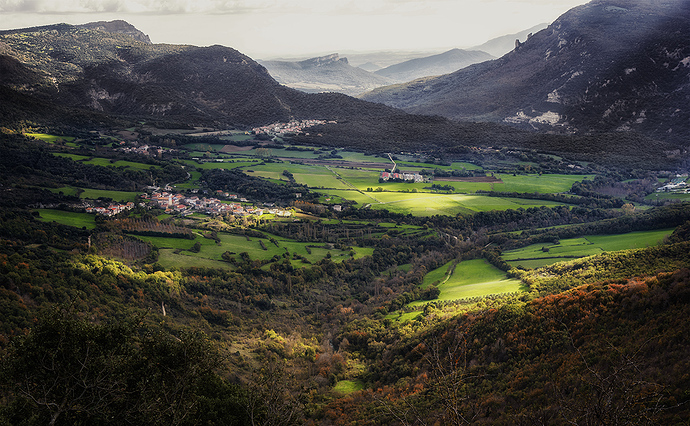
[260,48,496,95]
[259,54,394,96]
[374,48,495,83]
[260,24,548,95]
[361,0,690,147]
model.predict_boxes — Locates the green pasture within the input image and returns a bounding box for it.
[263,148,320,159]
[79,188,139,203]
[396,161,483,173]
[413,259,523,306]
[502,228,674,268]
[181,143,227,152]
[26,133,77,146]
[422,260,454,288]
[296,171,350,189]
[35,209,96,230]
[430,173,593,194]
[645,192,690,201]
[240,162,352,189]
[52,153,162,170]
[333,151,388,163]
[317,189,381,206]
[157,249,233,270]
[44,186,139,202]
[54,153,90,161]
[173,170,203,190]
[81,157,161,170]
[45,186,82,197]
[492,173,594,193]
[181,159,261,170]
[333,380,365,395]
[137,230,373,269]
[369,193,567,216]
[315,190,570,215]
[217,132,254,142]
[320,169,591,196]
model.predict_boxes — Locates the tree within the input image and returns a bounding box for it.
[245,355,303,426]
[0,306,138,425]
[0,307,248,425]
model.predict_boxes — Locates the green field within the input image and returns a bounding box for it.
[53,153,162,170]
[370,193,568,216]
[502,228,674,268]
[26,133,77,146]
[35,209,97,229]
[316,190,572,215]
[645,192,690,201]
[415,258,523,306]
[181,159,261,170]
[137,230,374,270]
[491,173,593,193]
[239,162,351,189]
[45,186,82,197]
[79,188,139,203]
[333,380,365,395]
[54,153,90,161]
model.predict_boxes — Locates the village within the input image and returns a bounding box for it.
[252,119,335,136]
[379,170,425,183]
[84,189,293,218]
[656,174,689,193]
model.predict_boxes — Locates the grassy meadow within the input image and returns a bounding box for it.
[26,133,78,147]
[414,258,523,307]
[137,230,373,270]
[502,228,674,268]
[35,209,97,229]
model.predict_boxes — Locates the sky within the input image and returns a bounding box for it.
[0,0,591,59]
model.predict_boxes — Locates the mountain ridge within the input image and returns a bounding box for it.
[374,48,495,83]
[360,0,690,147]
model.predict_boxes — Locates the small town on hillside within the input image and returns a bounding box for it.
[84,189,292,218]
[252,119,335,136]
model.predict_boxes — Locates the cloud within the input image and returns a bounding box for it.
[0,0,291,14]
[0,0,496,15]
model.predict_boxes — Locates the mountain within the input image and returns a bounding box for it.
[260,53,394,96]
[78,20,152,44]
[374,48,495,83]
[0,22,409,128]
[470,23,548,58]
[361,0,690,146]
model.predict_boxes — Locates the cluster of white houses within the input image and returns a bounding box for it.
[379,171,425,183]
[252,119,334,136]
[86,202,136,216]
[116,144,165,156]
[140,191,291,217]
[657,175,689,193]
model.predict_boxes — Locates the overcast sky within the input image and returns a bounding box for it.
[0,0,590,58]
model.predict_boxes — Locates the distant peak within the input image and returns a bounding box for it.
[78,20,151,44]
[299,53,348,67]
